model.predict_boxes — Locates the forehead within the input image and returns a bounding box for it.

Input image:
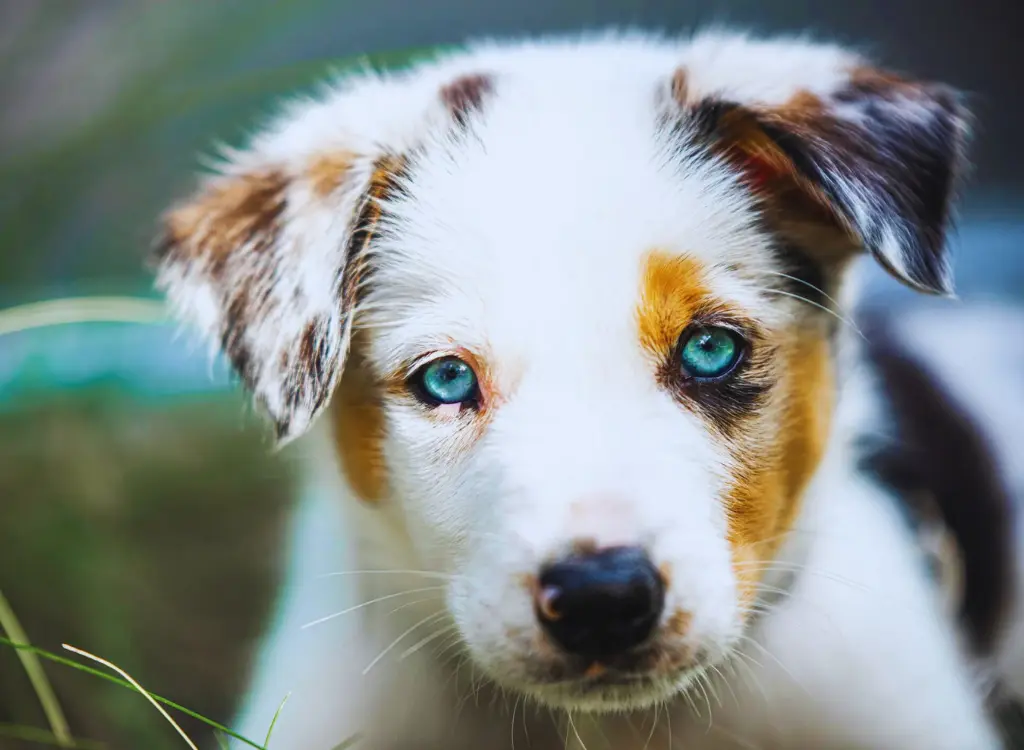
[369,53,779,363]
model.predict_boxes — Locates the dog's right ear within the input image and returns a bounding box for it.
[154,149,407,444]
[153,68,495,444]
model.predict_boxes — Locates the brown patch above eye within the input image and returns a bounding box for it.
[636,250,774,438]
[636,250,715,359]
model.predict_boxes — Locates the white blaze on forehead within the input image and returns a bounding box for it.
[364,68,773,378]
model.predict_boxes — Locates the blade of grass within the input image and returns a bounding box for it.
[0,637,268,750]
[263,692,290,747]
[331,735,363,750]
[0,590,73,747]
[0,723,106,750]
[62,644,198,750]
[0,297,168,338]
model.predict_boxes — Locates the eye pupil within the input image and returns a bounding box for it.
[679,326,742,380]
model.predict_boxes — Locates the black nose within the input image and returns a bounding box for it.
[536,546,665,659]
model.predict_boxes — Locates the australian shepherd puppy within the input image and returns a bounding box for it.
[153,30,1023,749]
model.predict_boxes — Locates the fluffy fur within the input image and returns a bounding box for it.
[154,29,1019,749]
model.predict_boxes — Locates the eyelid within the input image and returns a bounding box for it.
[688,311,751,333]
[407,351,460,375]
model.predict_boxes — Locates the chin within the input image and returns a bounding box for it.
[527,679,681,713]
[498,655,708,713]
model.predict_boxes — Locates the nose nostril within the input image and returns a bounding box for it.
[537,586,563,622]
[535,546,665,659]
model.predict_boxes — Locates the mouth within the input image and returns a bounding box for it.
[527,669,692,712]
[517,649,704,711]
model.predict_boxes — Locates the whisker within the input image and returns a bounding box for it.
[695,671,714,734]
[643,701,660,750]
[387,594,446,617]
[301,586,445,630]
[709,663,738,707]
[737,635,808,698]
[732,561,866,591]
[399,622,457,661]
[510,694,521,750]
[729,649,768,704]
[567,712,588,750]
[320,569,452,581]
[362,610,447,675]
[761,287,865,340]
[762,270,847,314]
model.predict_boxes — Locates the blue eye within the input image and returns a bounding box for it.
[679,326,743,380]
[413,357,479,405]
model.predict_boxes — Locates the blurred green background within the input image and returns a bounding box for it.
[1,1,1022,748]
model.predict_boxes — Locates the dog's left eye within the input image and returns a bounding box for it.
[678,325,745,380]
[410,356,479,406]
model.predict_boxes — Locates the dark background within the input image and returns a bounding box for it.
[0,2,1021,749]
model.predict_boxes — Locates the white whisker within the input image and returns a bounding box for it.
[362,610,447,675]
[761,287,866,340]
[399,622,457,661]
[762,269,847,313]
[320,569,452,581]
[301,586,445,630]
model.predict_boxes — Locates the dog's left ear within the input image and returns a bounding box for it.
[680,60,971,296]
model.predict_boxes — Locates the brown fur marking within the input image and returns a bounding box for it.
[440,73,494,127]
[670,68,691,106]
[329,332,389,503]
[307,150,358,198]
[162,170,287,272]
[726,334,833,608]
[636,251,716,360]
[637,250,776,439]
[665,609,693,638]
[340,154,408,315]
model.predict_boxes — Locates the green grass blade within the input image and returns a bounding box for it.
[0,637,268,750]
[263,692,290,747]
[0,591,74,746]
[0,723,105,749]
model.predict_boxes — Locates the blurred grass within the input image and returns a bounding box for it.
[0,590,72,746]
[0,389,298,749]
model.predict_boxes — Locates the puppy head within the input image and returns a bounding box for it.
[155,32,969,711]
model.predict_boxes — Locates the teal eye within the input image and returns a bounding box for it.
[413,357,479,405]
[679,326,744,380]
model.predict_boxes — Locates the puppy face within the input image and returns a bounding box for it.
[155,32,969,711]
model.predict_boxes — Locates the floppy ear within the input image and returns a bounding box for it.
[675,52,971,296]
[154,150,406,443]
[153,65,495,443]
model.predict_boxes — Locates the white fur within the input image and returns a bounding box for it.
[161,30,1004,749]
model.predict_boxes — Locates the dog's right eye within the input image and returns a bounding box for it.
[409,356,480,406]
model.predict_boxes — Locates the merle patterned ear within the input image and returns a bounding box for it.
[689,68,971,296]
[153,154,405,443]
[152,68,496,444]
